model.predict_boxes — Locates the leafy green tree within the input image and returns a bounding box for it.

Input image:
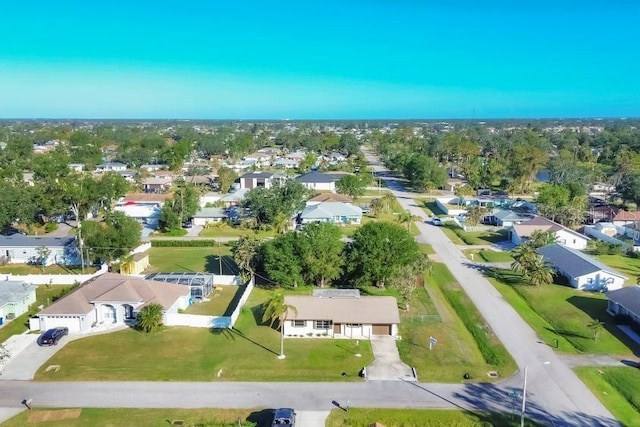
[528,230,557,248]
[35,245,51,272]
[336,175,366,200]
[526,256,554,286]
[158,182,200,231]
[217,166,238,194]
[58,173,101,221]
[137,303,164,333]
[511,244,538,276]
[454,185,474,206]
[346,222,420,288]
[262,233,306,288]
[466,205,487,226]
[81,211,142,263]
[403,154,447,192]
[97,172,130,211]
[297,153,317,173]
[262,290,297,359]
[396,210,420,231]
[230,236,261,282]
[392,253,432,310]
[300,223,344,288]
[617,172,640,205]
[243,180,309,228]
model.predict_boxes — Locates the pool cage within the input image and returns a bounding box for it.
[145,272,215,301]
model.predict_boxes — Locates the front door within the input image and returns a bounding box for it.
[333,323,341,334]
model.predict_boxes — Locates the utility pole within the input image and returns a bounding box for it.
[218,240,223,275]
[521,365,528,427]
[78,222,85,274]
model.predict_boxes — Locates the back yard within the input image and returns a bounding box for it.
[147,246,238,275]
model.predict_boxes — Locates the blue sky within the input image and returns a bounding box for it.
[1,1,639,119]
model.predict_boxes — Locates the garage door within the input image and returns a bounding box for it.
[372,324,391,335]
[42,316,83,333]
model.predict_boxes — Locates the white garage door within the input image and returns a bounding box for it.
[42,316,83,333]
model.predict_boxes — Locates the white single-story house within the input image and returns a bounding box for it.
[606,286,640,326]
[299,202,363,225]
[37,273,190,332]
[141,177,173,193]
[199,192,222,207]
[434,197,469,216]
[95,162,128,173]
[114,201,162,229]
[273,158,300,169]
[0,235,80,266]
[510,216,589,250]
[306,193,353,205]
[483,208,535,227]
[238,172,285,190]
[192,208,228,226]
[0,281,38,326]
[537,244,627,291]
[296,171,344,192]
[283,292,400,338]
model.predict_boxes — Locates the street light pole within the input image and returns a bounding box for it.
[521,365,528,427]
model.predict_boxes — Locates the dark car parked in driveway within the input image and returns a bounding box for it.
[37,327,69,346]
[272,408,296,426]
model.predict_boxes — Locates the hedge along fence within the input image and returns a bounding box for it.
[151,240,218,247]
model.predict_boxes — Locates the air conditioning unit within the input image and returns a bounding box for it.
[6,313,15,320]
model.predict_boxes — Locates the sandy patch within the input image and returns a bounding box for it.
[28,409,82,422]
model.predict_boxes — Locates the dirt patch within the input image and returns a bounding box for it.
[28,409,82,422]
[428,253,442,262]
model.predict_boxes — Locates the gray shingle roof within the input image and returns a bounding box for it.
[300,202,362,220]
[0,235,76,248]
[607,286,640,317]
[0,281,38,306]
[537,244,626,279]
[240,172,274,179]
[296,171,343,183]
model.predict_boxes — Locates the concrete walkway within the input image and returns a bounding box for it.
[366,336,416,381]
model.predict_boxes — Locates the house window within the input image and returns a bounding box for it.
[315,320,332,329]
[346,323,362,327]
[293,320,305,327]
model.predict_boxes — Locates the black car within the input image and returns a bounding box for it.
[38,327,69,346]
[272,408,296,426]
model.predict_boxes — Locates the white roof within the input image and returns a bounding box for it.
[300,202,362,220]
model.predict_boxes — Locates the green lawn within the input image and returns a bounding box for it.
[0,285,75,344]
[35,288,373,382]
[441,224,509,246]
[2,408,263,427]
[487,269,638,354]
[463,249,514,263]
[397,263,517,383]
[420,199,447,216]
[326,408,541,427]
[147,246,238,275]
[575,367,640,427]
[0,264,97,275]
[596,254,640,284]
[419,243,435,255]
[185,285,244,315]
[198,224,276,238]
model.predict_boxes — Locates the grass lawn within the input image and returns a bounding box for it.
[397,263,516,383]
[419,243,435,255]
[326,408,541,427]
[441,224,508,246]
[0,264,97,275]
[0,285,75,344]
[596,254,640,284]
[2,408,263,427]
[575,367,640,427]
[35,288,373,382]
[487,269,638,354]
[147,246,238,275]
[199,224,276,238]
[361,189,392,197]
[463,249,514,263]
[420,199,447,216]
[185,285,244,316]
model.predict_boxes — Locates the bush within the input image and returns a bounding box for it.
[44,222,58,233]
[151,240,218,247]
[161,228,188,237]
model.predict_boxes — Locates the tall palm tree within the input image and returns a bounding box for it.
[119,253,134,275]
[466,205,487,226]
[396,210,420,231]
[528,230,558,249]
[230,236,261,281]
[454,184,474,206]
[526,256,554,286]
[137,304,164,333]
[272,212,291,234]
[511,244,538,276]
[262,291,297,359]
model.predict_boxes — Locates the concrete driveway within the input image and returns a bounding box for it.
[185,224,203,237]
[366,336,416,381]
[0,334,70,380]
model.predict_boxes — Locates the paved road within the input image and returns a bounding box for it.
[363,147,619,426]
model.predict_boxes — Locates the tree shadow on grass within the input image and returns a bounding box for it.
[204,255,239,275]
[544,326,590,340]
[222,285,248,317]
[247,409,275,427]
[209,327,278,356]
[481,266,523,285]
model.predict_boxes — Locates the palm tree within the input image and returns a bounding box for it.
[511,244,538,276]
[587,318,605,341]
[262,291,297,359]
[272,212,291,234]
[230,236,261,281]
[526,256,554,286]
[454,184,474,206]
[137,303,164,333]
[528,230,557,249]
[466,205,487,226]
[119,253,134,275]
[396,210,420,231]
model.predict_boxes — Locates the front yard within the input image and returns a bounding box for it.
[147,246,238,275]
[441,223,509,246]
[198,224,276,238]
[596,253,640,284]
[35,288,373,382]
[0,264,97,275]
[487,269,638,354]
[463,249,514,263]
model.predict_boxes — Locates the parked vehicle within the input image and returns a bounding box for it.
[38,327,69,346]
[431,217,443,226]
[272,408,296,426]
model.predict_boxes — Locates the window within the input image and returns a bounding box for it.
[293,320,305,327]
[315,320,332,329]
[346,323,362,327]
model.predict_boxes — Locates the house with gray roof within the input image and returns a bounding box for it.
[483,208,535,227]
[0,235,79,266]
[283,294,400,338]
[537,244,626,291]
[299,202,362,225]
[192,208,228,226]
[238,172,285,190]
[296,171,345,192]
[606,286,640,327]
[0,281,37,326]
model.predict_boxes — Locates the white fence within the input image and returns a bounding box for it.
[131,242,152,255]
[215,275,243,285]
[0,264,108,285]
[164,277,254,329]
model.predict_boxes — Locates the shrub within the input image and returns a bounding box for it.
[44,222,58,233]
[152,240,218,247]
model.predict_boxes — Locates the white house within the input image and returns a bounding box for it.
[283,291,400,338]
[238,172,284,190]
[299,202,362,225]
[510,216,589,250]
[537,244,627,291]
[0,235,80,266]
[114,202,162,229]
[606,286,640,327]
[296,171,344,192]
[199,192,222,207]
[192,208,227,226]
[95,162,128,173]
[0,281,38,326]
[37,273,190,332]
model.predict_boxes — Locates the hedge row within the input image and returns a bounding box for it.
[151,240,218,247]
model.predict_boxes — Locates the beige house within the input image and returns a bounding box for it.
[283,292,400,338]
[510,216,589,250]
[37,273,190,332]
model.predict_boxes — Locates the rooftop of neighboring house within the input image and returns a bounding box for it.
[296,171,345,183]
[193,208,227,218]
[613,210,640,222]
[0,281,38,306]
[537,244,626,279]
[0,235,76,248]
[300,202,362,219]
[284,295,400,324]
[122,193,174,203]
[239,172,276,179]
[512,216,587,240]
[307,193,353,204]
[607,285,640,316]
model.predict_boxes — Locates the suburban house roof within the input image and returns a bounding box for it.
[312,289,360,298]
[284,295,400,324]
[307,193,353,204]
[0,235,75,248]
[240,172,275,179]
[39,273,190,316]
[537,244,627,279]
[607,286,640,316]
[141,177,172,186]
[296,171,344,183]
[193,208,227,219]
[300,202,362,219]
[490,209,534,221]
[185,175,217,185]
[123,192,173,203]
[613,210,640,222]
[0,281,37,306]
[512,216,588,240]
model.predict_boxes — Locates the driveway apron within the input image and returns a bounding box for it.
[366,336,416,381]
